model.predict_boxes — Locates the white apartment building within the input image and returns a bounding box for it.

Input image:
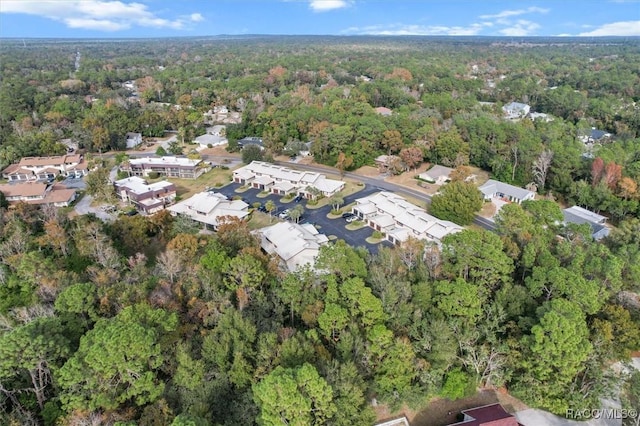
[233,161,345,199]
[166,192,249,230]
[352,191,463,245]
[257,221,329,271]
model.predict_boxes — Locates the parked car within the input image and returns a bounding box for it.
[278,209,290,219]
[346,216,358,223]
[341,212,354,219]
[293,195,303,203]
[257,206,267,212]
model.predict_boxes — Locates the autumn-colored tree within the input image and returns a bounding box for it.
[603,161,622,190]
[450,165,473,182]
[591,157,605,187]
[385,67,413,81]
[399,146,423,171]
[617,177,638,200]
[335,151,353,176]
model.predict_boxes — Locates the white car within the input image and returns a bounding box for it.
[278,209,290,219]
[346,216,358,223]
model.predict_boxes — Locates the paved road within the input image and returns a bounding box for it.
[216,182,392,255]
[73,194,116,222]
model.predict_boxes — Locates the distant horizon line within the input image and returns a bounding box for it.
[2,34,640,41]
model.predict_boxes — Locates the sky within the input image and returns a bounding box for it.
[0,0,639,38]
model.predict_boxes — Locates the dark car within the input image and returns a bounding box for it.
[293,195,303,203]
[342,212,355,219]
[257,206,267,212]
[125,210,139,216]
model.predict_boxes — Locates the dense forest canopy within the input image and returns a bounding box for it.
[0,36,639,425]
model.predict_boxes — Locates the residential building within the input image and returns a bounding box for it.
[195,125,227,148]
[352,191,463,245]
[233,161,345,199]
[528,112,553,122]
[2,154,89,182]
[237,137,264,150]
[478,179,535,204]
[257,221,329,271]
[502,102,531,120]
[114,176,177,214]
[418,165,454,185]
[579,127,612,144]
[374,155,401,172]
[563,205,610,240]
[166,192,249,230]
[121,156,206,179]
[448,403,522,426]
[125,132,143,149]
[0,182,76,207]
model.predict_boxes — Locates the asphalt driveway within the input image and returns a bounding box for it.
[216,182,391,255]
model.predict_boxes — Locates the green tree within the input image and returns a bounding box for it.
[85,166,115,202]
[242,145,264,164]
[0,317,71,413]
[429,181,483,225]
[57,304,177,412]
[253,363,336,426]
[289,204,304,223]
[265,200,276,222]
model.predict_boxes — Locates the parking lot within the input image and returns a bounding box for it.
[215,182,392,255]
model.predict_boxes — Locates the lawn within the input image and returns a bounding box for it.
[162,167,235,199]
[306,181,365,210]
[247,211,276,230]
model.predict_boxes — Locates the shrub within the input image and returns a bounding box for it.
[148,172,160,179]
[372,230,383,239]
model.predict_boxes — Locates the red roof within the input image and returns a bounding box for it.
[449,404,522,426]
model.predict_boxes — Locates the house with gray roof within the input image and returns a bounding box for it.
[418,165,454,185]
[478,179,535,204]
[562,206,610,240]
[502,102,530,120]
[257,221,329,271]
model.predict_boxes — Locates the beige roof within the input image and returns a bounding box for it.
[6,167,34,176]
[39,186,76,204]
[0,182,47,198]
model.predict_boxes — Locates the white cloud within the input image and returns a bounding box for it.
[0,0,203,32]
[190,13,204,22]
[578,20,640,36]
[479,6,549,20]
[309,0,350,12]
[499,19,541,36]
[342,22,489,36]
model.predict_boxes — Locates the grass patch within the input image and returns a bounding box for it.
[365,236,383,244]
[154,168,234,198]
[235,185,251,193]
[247,212,274,230]
[328,235,338,241]
[346,220,367,231]
[256,191,271,198]
[327,212,343,219]
[305,182,365,210]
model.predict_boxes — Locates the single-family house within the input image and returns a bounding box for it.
[232,161,345,198]
[579,127,612,144]
[0,182,77,207]
[375,107,393,116]
[166,192,249,230]
[257,222,329,271]
[121,156,206,179]
[352,191,463,245]
[448,403,522,426]
[562,205,610,240]
[195,125,227,148]
[374,155,402,172]
[125,132,142,149]
[478,179,535,204]
[114,176,177,214]
[502,102,531,120]
[528,112,553,122]
[1,154,89,182]
[237,137,264,150]
[418,165,454,185]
